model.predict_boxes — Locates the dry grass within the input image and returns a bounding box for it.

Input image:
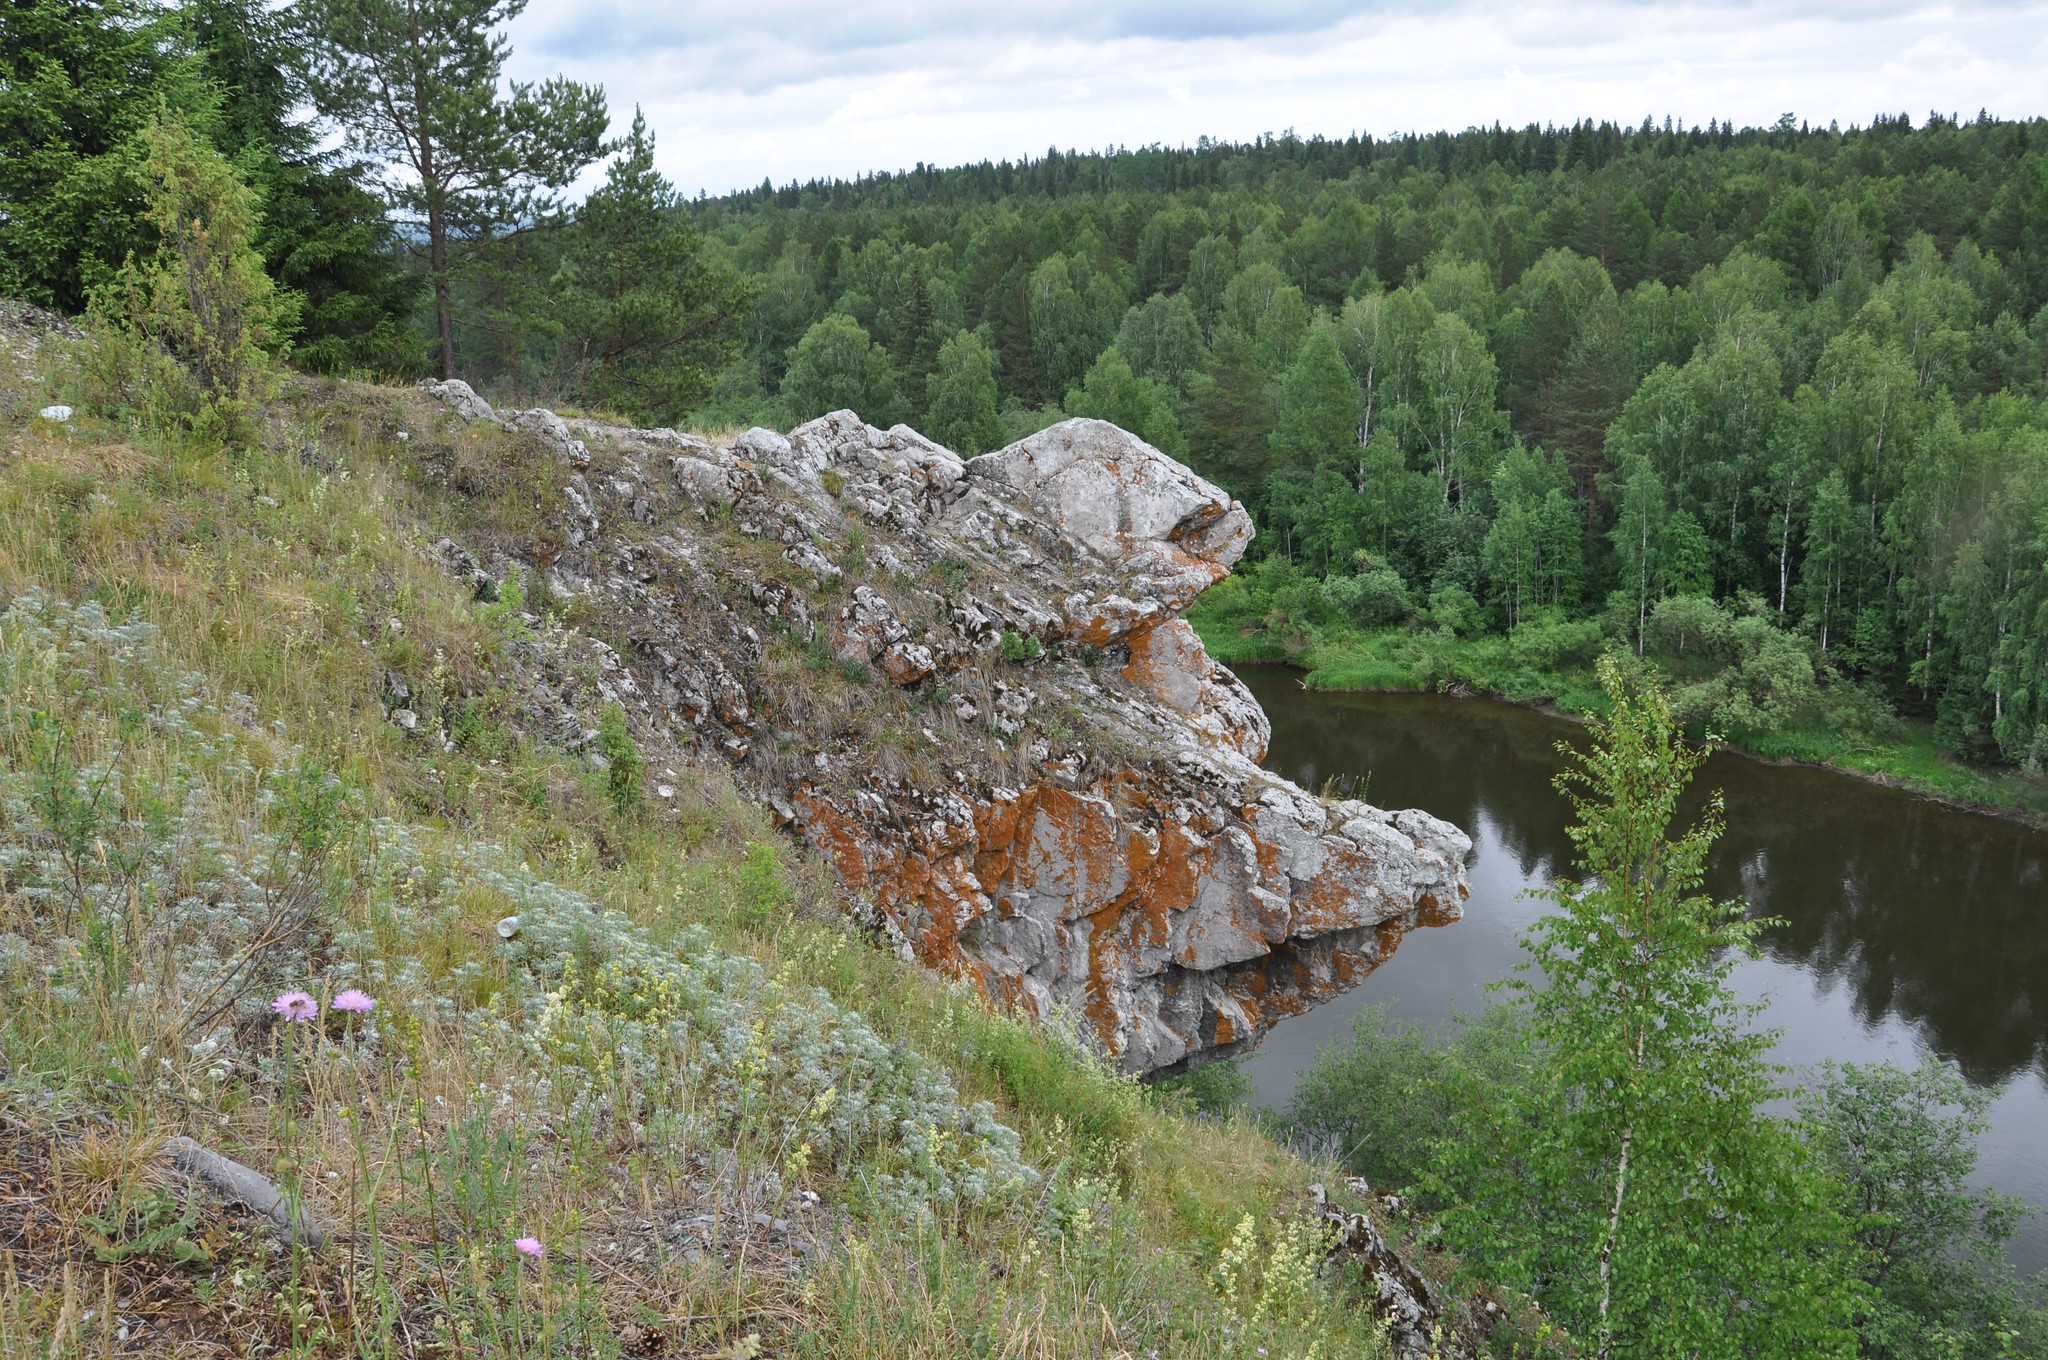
[0,356,1432,1358]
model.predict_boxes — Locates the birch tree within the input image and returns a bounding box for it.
[1438,659,1860,1358]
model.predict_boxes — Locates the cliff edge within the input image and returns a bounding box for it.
[420,384,1473,1073]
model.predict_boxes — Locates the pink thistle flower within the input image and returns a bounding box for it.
[332,989,376,1014]
[515,1236,544,1260]
[271,990,318,1022]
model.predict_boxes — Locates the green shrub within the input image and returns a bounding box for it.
[1321,566,1416,628]
[1508,614,1606,671]
[1288,1004,1538,1198]
[1152,1058,1257,1117]
[1000,628,1043,662]
[596,702,641,813]
[72,106,296,439]
[736,840,793,927]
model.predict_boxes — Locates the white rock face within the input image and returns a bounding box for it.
[416,385,1474,1072]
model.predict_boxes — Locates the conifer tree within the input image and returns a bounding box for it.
[188,0,417,373]
[0,0,186,309]
[81,105,296,436]
[297,0,609,378]
[556,109,753,423]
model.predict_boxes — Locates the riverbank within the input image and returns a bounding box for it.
[1229,671,2048,1280]
[1195,620,2048,831]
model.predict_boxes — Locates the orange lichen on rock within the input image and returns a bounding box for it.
[416,386,1475,1074]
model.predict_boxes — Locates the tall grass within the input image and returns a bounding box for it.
[0,359,1439,1356]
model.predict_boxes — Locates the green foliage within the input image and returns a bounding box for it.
[75,106,296,438]
[1289,1005,1538,1196]
[595,701,640,814]
[1321,564,1415,628]
[1063,346,1185,457]
[736,840,791,927]
[186,0,419,374]
[923,329,1002,453]
[298,0,608,378]
[552,110,755,423]
[1804,1059,2048,1359]
[1436,659,1861,1356]
[1423,583,1482,637]
[1151,1058,1256,1117]
[84,1188,213,1267]
[0,0,188,311]
[999,629,1043,663]
[475,573,533,641]
[780,314,904,426]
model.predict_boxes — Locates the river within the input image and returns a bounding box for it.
[1233,667,2048,1275]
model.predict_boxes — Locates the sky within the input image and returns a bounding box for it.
[505,1,2048,199]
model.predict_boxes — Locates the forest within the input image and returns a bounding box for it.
[674,117,2048,785]
[11,0,2048,781]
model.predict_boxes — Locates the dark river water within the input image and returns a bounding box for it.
[1233,667,2048,1274]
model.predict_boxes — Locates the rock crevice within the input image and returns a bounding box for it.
[419,383,1472,1073]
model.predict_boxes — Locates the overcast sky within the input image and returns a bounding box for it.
[505,1,2048,199]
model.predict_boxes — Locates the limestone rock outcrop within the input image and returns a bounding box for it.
[417,383,1472,1073]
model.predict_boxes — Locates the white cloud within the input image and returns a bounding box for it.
[501,0,2048,198]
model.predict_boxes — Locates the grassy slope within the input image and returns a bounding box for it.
[1194,616,2048,828]
[0,343,1544,1357]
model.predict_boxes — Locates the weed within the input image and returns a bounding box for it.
[999,629,1042,663]
[737,841,791,927]
[597,702,641,814]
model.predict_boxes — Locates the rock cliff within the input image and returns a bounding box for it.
[416,383,1472,1073]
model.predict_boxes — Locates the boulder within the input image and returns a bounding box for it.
[420,395,1474,1072]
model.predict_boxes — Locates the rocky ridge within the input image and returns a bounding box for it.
[415,382,1472,1074]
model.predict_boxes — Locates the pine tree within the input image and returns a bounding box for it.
[189,0,418,373]
[297,0,609,378]
[889,261,940,404]
[555,109,754,423]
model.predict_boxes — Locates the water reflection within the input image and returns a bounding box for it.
[1233,668,2048,1271]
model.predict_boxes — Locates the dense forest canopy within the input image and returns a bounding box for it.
[664,114,2048,774]
[6,0,2048,773]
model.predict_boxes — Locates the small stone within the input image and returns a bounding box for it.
[386,616,403,632]
[255,494,280,508]
[392,709,419,731]
[37,404,72,422]
[656,783,675,799]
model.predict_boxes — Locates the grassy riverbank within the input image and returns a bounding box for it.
[1193,609,2048,828]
